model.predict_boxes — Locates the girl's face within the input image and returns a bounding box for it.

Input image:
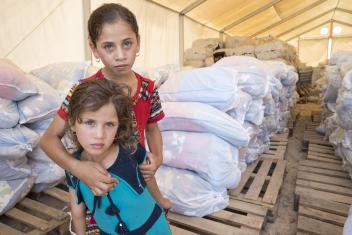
[71,102,119,159]
[90,20,140,79]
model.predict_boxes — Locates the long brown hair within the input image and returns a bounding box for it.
[66,78,137,151]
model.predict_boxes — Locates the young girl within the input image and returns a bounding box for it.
[40,3,171,233]
[66,78,171,235]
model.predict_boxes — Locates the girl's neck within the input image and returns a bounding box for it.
[102,68,138,97]
[102,68,134,84]
[81,144,119,169]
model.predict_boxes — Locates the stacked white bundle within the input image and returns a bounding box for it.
[156,55,297,215]
[0,60,38,215]
[0,60,92,215]
[212,56,290,163]
[159,66,239,111]
[316,52,352,180]
[156,65,251,216]
[184,38,220,68]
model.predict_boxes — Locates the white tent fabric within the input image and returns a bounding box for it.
[1,0,352,73]
[299,38,328,66]
[1,0,85,72]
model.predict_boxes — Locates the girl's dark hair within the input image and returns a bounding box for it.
[88,3,139,47]
[66,79,137,152]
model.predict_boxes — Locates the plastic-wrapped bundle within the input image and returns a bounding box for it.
[343,206,352,235]
[336,93,352,130]
[162,131,241,189]
[192,38,220,50]
[25,126,65,192]
[265,60,288,80]
[0,125,39,160]
[329,127,352,150]
[184,47,212,61]
[29,160,65,192]
[0,98,19,128]
[144,64,180,88]
[257,124,271,145]
[226,90,252,124]
[235,66,270,98]
[245,99,265,126]
[324,85,339,104]
[269,76,283,102]
[25,117,53,131]
[213,56,270,98]
[323,65,342,104]
[324,114,339,138]
[242,121,260,139]
[340,62,352,78]
[264,94,277,116]
[30,62,89,89]
[0,157,32,181]
[17,75,61,124]
[264,115,278,133]
[330,51,352,67]
[341,70,352,92]
[244,136,269,163]
[159,67,239,111]
[0,59,38,101]
[159,102,249,146]
[156,165,229,217]
[282,70,298,87]
[0,177,35,215]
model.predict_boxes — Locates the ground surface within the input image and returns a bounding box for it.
[262,115,310,235]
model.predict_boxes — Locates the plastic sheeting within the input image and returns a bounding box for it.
[156,165,229,217]
[159,102,249,146]
[159,67,238,111]
[162,131,241,188]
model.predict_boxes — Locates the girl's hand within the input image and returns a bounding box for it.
[139,153,158,182]
[75,161,118,196]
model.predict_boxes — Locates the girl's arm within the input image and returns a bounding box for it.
[139,123,163,181]
[69,189,86,235]
[40,115,117,195]
[145,123,163,167]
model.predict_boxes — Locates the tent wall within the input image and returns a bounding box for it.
[299,38,328,66]
[1,0,183,71]
[0,0,85,72]
[1,0,351,71]
[184,18,220,51]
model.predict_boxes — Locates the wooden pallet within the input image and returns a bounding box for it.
[303,131,331,150]
[311,111,322,123]
[307,144,341,165]
[0,185,70,235]
[169,199,267,235]
[295,159,352,206]
[229,157,286,215]
[296,195,349,235]
[261,145,287,160]
[270,133,289,147]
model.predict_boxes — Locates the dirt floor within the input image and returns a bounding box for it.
[262,115,311,235]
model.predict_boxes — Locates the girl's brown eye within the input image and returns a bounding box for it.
[123,41,132,49]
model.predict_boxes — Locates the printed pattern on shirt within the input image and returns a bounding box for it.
[149,87,163,121]
[60,83,78,118]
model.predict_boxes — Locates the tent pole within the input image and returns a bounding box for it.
[83,0,91,62]
[179,14,184,66]
[297,36,300,60]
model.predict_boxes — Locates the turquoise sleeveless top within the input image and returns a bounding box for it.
[65,144,171,235]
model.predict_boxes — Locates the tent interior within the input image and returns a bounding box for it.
[3,1,352,234]
[1,0,352,71]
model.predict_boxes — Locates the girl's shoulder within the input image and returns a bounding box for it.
[80,69,104,82]
[134,71,155,91]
